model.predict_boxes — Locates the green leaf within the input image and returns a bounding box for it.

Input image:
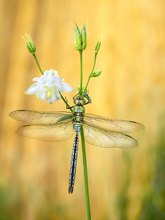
[91,71,102,77]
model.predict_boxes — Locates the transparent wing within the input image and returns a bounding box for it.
[84,113,144,133]
[83,122,138,148]
[16,120,74,142]
[10,110,72,125]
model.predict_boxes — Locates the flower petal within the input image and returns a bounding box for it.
[36,89,46,100]
[25,83,40,94]
[61,82,73,92]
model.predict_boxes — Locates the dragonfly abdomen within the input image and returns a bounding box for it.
[68,131,79,193]
[74,123,81,132]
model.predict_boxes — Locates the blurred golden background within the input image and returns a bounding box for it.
[0,0,165,219]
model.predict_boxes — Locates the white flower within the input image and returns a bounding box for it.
[25,69,73,103]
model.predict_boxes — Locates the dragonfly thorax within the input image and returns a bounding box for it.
[72,105,84,133]
[73,105,84,113]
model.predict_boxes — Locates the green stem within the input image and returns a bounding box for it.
[32,53,44,75]
[80,127,91,220]
[32,53,72,112]
[84,76,91,94]
[78,49,91,219]
[59,92,73,112]
[84,53,97,93]
[79,50,83,95]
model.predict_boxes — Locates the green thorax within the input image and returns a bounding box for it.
[72,96,86,126]
[72,95,86,114]
[73,105,85,114]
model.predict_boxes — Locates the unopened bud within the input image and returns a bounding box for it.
[81,25,87,50]
[74,25,82,50]
[23,34,36,54]
[95,41,101,54]
[74,24,87,51]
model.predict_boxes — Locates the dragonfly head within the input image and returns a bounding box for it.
[73,96,86,106]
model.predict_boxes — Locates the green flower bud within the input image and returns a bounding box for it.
[74,24,87,51]
[74,25,82,51]
[23,34,36,54]
[91,71,102,77]
[95,41,101,54]
[81,25,87,50]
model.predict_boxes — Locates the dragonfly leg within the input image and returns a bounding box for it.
[83,93,92,105]
[66,105,74,110]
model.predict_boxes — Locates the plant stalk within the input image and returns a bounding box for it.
[59,92,73,112]
[84,53,97,93]
[79,49,91,220]
[80,127,91,220]
[79,50,83,95]
[32,53,44,75]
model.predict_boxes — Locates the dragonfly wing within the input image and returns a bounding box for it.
[10,110,72,125]
[16,120,74,142]
[83,122,138,148]
[84,113,144,133]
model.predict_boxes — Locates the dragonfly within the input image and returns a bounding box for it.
[9,93,144,193]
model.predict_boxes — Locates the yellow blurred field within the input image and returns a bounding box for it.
[0,0,164,219]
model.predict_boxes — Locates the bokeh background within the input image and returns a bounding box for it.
[0,0,165,219]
